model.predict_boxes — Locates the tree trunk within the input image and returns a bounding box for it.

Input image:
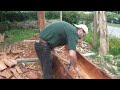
[37,11,46,32]
[95,11,109,56]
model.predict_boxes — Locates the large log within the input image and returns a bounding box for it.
[15,52,112,79]
[52,51,112,79]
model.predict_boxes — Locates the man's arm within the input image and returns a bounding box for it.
[69,50,78,68]
[69,50,81,75]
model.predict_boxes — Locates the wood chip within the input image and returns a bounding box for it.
[26,62,35,69]
[26,71,38,79]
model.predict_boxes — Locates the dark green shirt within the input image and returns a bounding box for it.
[39,21,79,51]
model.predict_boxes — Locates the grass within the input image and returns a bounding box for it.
[0,28,40,51]
[108,23,120,28]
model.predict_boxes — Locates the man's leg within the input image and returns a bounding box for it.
[35,42,53,79]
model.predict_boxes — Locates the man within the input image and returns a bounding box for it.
[35,21,88,79]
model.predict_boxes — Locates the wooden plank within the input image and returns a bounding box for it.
[26,62,36,70]
[0,60,7,71]
[15,66,23,74]
[3,59,15,67]
[10,68,23,79]
[9,59,17,65]
[1,69,13,79]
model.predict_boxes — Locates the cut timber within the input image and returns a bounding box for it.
[26,62,35,69]
[3,59,16,67]
[9,59,17,65]
[15,66,23,74]
[0,60,7,71]
[52,51,112,79]
[1,69,13,78]
[10,68,23,79]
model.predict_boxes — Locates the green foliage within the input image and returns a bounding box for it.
[62,11,94,26]
[84,31,99,51]
[84,31,120,56]
[4,28,39,44]
[116,61,120,67]
[103,54,114,62]
[45,11,60,19]
[62,11,81,24]
[109,36,120,55]
[106,12,120,23]
[84,31,93,45]
[0,11,37,22]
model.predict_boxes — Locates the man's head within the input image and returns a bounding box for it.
[74,24,88,39]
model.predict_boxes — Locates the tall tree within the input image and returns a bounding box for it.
[37,11,46,31]
[94,11,109,56]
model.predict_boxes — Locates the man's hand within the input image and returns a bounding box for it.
[69,50,81,76]
[69,50,77,68]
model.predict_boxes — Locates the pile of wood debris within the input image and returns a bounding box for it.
[0,51,42,79]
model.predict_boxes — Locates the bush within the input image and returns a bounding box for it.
[106,12,120,23]
[84,31,93,45]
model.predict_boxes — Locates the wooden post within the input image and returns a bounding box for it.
[60,11,62,21]
[37,11,46,32]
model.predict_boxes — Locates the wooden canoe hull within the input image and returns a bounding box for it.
[52,52,112,79]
